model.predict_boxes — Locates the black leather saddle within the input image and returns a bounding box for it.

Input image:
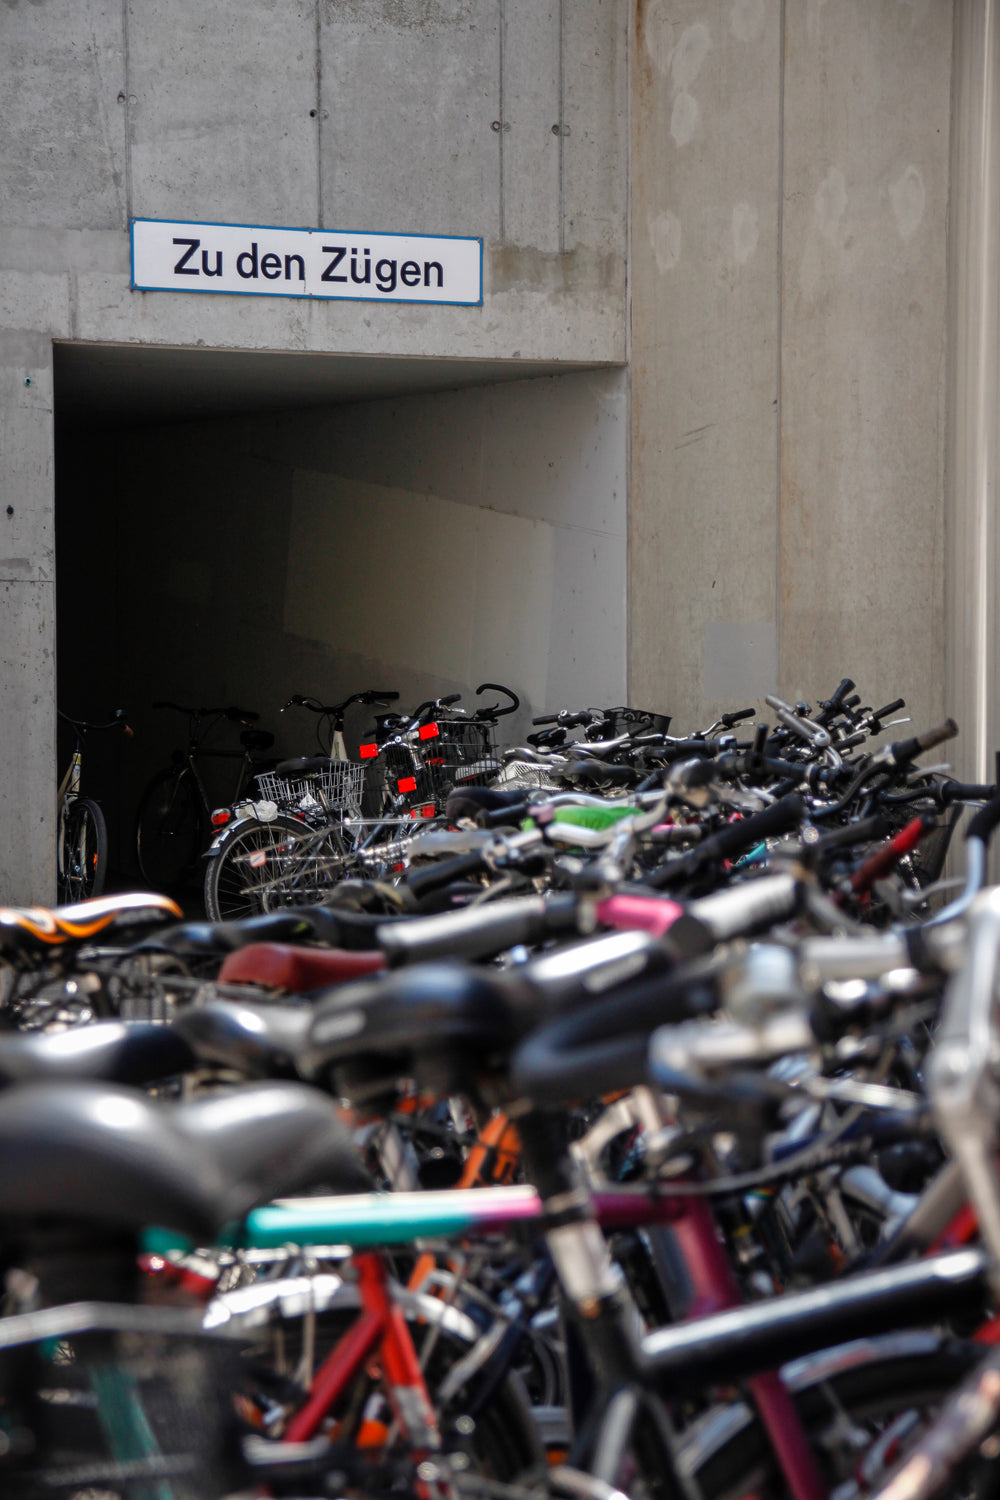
[445,786,535,823]
[301,962,532,1104]
[0,1079,369,1242]
[174,1000,312,1079]
[0,1022,195,1089]
[274,756,337,778]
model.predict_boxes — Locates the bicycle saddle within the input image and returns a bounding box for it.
[144,904,400,958]
[173,998,314,1078]
[445,786,535,822]
[274,755,339,777]
[0,1079,369,1241]
[218,943,387,992]
[560,758,638,786]
[0,892,182,954]
[0,1022,195,1089]
[301,963,533,1104]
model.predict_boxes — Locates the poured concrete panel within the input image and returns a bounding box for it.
[562,0,629,257]
[630,0,952,735]
[0,337,55,903]
[0,582,55,904]
[320,1,498,239]
[0,0,127,231]
[778,1,951,733]
[126,0,318,227]
[630,0,781,730]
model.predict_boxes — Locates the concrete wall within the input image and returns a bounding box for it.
[630,1,953,737]
[56,369,627,874]
[1,0,628,900]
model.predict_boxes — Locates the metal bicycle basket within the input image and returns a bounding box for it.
[494,756,563,793]
[419,719,501,797]
[254,759,366,816]
[0,1309,245,1499]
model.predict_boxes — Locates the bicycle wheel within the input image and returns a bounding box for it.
[240,1296,543,1487]
[685,1337,982,1500]
[57,797,108,904]
[203,813,320,922]
[135,767,202,891]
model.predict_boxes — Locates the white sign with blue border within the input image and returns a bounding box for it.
[131,219,482,306]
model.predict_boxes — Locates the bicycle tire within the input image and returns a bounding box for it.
[684,1337,982,1500]
[135,767,203,891]
[203,813,320,922]
[57,797,109,905]
[242,1299,543,1484]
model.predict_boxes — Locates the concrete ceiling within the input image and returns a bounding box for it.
[54,341,602,427]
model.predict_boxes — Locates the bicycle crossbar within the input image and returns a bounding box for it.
[642,1247,990,1390]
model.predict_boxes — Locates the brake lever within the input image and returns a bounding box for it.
[765,694,832,750]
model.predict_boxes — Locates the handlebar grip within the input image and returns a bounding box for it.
[685,871,801,945]
[377,894,579,966]
[226,705,259,722]
[366,690,399,702]
[965,789,1000,844]
[402,851,488,901]
[829,678,856,707]
[941,782,998,805]
[483,799,533,829]
[890,719,959,764]
[721,708,754,728]
[697,794,805,865]
[532,714,560,726]
[813,814,891,856]
[873,698,905,722]
[647,796,803,891]
[438,693,462,708]
[509,969,709,1106]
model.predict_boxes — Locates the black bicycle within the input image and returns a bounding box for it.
[134,702,274,892]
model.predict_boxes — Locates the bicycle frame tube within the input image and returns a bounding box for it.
[282,1251,441,1453]
[139,1189,991,1500]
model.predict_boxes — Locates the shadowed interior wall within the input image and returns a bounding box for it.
[56,367,626,876]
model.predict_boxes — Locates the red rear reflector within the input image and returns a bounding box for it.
[211,809,231,827]
[419,722,440,740]
[359,743,378,759]
[421,803,436,818]
[398,776,417,793]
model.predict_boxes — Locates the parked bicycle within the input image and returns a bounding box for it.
[134,701,274,892]
[202,688,399,921]
[56,707,130,904]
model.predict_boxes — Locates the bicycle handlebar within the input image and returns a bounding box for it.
[473,682,520,720]
[965,789,1000,844]
[58,708,131,734]
[284,689,400,711]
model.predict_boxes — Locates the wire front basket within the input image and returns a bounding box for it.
[0,1311,243,1498]
[254,759,366,815]
[494,757,563,793]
